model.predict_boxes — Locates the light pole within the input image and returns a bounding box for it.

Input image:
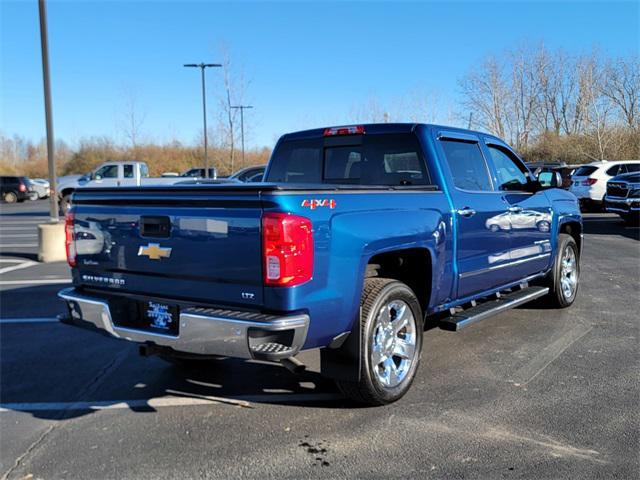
[184,63,221,178]
[38,0,58,222]
[230,105,253,166]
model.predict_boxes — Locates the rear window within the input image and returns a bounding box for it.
[574,166,598,176]
[266,134,431,186]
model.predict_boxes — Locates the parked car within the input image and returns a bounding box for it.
[0,176,33,203]
[29,178,51,199]
[57,161,183,213]
[227,165,266,183]
[59,123,581,406]
[604,172,640,224]
[526,162,574,190]
[569,160,640,211]
[180,167,218,179]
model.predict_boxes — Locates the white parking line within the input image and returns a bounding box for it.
[0,244,38,248]
[0,392,341,413]
[0,317,59,324]
[0,234,37,239]
[0,260,37,274]
[0,279,69,285]
[0,226,38,230]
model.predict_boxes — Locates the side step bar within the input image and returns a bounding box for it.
[439,286,549,331]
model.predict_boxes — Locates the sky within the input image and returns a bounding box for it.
[1,0,638,149]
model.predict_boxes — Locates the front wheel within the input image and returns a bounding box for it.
[542,233,580,308]
[335,278,423,405]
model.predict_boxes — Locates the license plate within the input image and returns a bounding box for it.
[140,301,179,335]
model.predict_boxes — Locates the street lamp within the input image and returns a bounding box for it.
[38,0,58,222]
[230,105,253,166]
[184,63,221,178]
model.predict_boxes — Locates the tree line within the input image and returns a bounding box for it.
[1,44,638,178]
[459,45,638,163]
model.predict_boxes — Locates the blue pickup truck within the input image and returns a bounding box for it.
[59,123,582,405]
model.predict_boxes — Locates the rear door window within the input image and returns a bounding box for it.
[625,163,640,173]
[123,164,134,178]
[606,164,624,176]
[440,140,493,191]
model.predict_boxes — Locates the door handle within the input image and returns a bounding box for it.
[457,207,476,218]
[508,206,523,213]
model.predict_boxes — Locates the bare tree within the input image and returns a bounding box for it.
[214,44,252,172]
[602,57,640,130]
[459,56,509,140]
[579,54,616,160]
[117,89,146,149]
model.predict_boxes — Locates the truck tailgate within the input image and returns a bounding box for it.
[71,186,268,307]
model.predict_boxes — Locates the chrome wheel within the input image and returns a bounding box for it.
[560,246,577,299]
[370,299,417,388]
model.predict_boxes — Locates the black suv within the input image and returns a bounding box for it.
[1,176,32,203]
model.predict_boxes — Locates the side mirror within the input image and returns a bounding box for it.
[537,171,562,189]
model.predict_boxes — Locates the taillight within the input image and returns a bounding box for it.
[65,212,77,267]
[262,213,313,287]
[582,178,598,186]
[18,183,27,192]
[323,125,365,136]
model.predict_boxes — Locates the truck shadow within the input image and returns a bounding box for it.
[1,315,353,421]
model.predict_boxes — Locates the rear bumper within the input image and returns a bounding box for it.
[604,195,640,215]
[58,287,309,361]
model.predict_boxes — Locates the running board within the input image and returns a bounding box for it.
[439,286,549,331]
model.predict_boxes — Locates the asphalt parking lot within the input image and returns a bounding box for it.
[1,200,638,479]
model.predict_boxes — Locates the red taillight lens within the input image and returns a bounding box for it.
[18,183,27,192]
[262,213,313,287]
[582,178,598,186]
[323,125,365,136]
[65,212,77,267]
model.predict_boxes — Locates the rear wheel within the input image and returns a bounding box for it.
[3,192,17,203]
[335,278,423,405]
[541,233,580,308]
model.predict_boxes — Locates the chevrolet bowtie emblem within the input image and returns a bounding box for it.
[138,243,172,260]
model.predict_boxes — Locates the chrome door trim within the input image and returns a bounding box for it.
[458,252,551,279]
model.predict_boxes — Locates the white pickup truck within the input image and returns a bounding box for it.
[57,161,187,212]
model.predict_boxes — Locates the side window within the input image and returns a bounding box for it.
[140,164,149,178]
[94,165,119,178]
[606,165,622,176]
[487,146,529,191]
[440,140,493,191]
[626,163,640,173]
[123,165,134,178]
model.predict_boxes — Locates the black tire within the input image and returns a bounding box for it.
[3,191,17,203]
[542,233,580,308]
[335,278,423,405]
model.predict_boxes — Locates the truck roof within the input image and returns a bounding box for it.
[280,123,502,143]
